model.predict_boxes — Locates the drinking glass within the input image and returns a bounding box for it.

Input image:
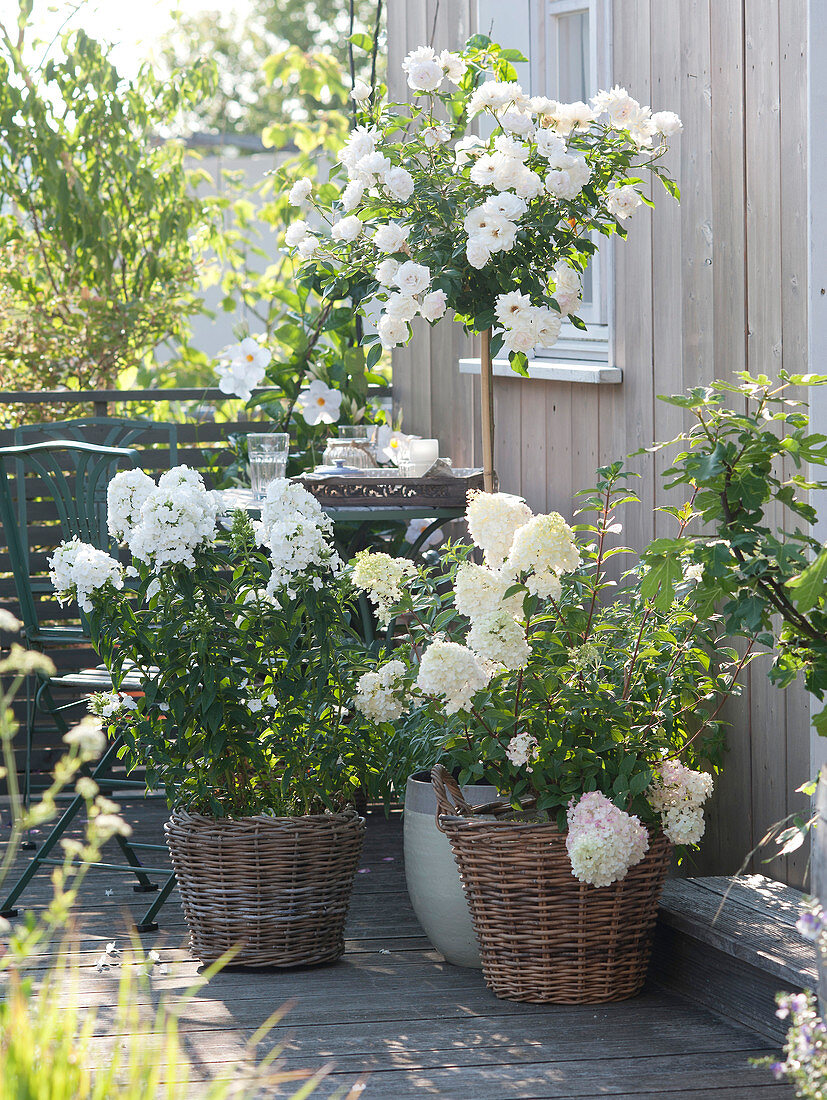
[248,433,289,500]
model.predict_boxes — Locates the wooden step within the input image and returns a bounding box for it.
[651,874,818,1043]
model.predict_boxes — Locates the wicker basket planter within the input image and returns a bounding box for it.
[164,808,365,968]
[432,765,672,1004]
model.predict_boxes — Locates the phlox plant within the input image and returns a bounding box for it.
[351,464,748,882]
[49,467,374,817]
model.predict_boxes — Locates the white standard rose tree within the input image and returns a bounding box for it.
[350,464,750,888]
[284,34,682,491]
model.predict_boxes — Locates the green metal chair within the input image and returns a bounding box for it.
[14,415,178,466]
[0,440,176,930]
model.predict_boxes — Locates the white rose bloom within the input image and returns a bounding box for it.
[466,490,532,569]
[416,640,490,715]
[651,110,683,136]
[607,94,651,131]
[499,108,534,136]
[340,125,379,169]
[465,237,491,269]
[331,215,362,242]
[495,290,533,326]
[534,306,563,348]
[377,313,409,349]
[402,45,444,92]
[341,178,365,212]
[483,192,527,220]
[492,153,523,192]
[287,177,312,206]
[467,608,531,670]
[591,85,628,113]
[393,260,431,295]
[528,96,558,117]
[420,289,447,322]
[296,379,344,425]
[551,261,582,315]
[297,235,319,260]
[351,78,371,104]
[467,80,527,118]
[354,151,392,184]
[384,166,415,201]
[606,184,643,219]
[375,258,400,285]
[511,165,545,200]
[505,511,580,597]
[469,154,500,186]
[384,292,419,322]
[454,560,524,621]
[439,49,466,83]
[550,101,596,136]
[284,220,309,248]
[421,124,451,148]
[493,134,529,162]
[535,129,568,162]
[502,324,537,355]
[454,135,487,165]
[480,213,518,253]
[544,157,590,201]
[373,222,410,254]
[629,117,658,149]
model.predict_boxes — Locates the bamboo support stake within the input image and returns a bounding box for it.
[480,328,495,494]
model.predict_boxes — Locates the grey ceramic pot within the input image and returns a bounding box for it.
[403,770,498,968]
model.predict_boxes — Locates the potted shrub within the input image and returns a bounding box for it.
[351,464,748,1002]
[49,466,368,968]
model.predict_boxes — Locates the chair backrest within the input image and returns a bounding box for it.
[14,416,178,468]
[0,441,139,647]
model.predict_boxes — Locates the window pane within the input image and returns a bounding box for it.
[556,12,589,103]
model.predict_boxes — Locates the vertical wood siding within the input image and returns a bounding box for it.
[390,0,810,884]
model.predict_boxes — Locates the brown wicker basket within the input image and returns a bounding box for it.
[432,765,671,1004]
[164,808,365,968]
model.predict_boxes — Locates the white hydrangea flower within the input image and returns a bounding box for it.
[49,539,124,613]
[351,550,417,624]
[648,760,713,846]
[466,490,532,569]
[257,479,340,594]
[416,640,490,715]
[505,512,580,598]
[107,468,155,542]
[126,466,219,570]
[506,731,540,771]
[355,659,408,722]
[467,609,531,670]
[454,560,523,621]
[566,791,649,888]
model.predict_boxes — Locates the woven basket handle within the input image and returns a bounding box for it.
[432,764,475,833]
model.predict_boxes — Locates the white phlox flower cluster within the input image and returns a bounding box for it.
[468,609,530,671]
[351,550,417,624]
[107,467,155,542]
[256,479,340,596]
[416,639,490,715]
[647,760,713,845]
[566,790,649,888]
[112,466,219,570]
[49,538,124,613]
[355,659,409,722]
[215,337,271,401]
[90,691,139,720]
[505,731,540,772]
[466,490,532,569]
[505,512,581,599]
[454,560,523,621]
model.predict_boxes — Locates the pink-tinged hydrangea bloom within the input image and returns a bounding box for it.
[647,760,713,845]
[566,790,649,888]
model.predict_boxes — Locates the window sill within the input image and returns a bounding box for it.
[458,357,623,384]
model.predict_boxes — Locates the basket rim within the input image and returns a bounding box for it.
[167,806,365,830]
[438,812,668,844]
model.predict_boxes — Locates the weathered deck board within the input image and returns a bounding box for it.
[0,802,793,1098]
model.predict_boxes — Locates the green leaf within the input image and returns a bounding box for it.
[347,33,374,51]
[786,546,827,613]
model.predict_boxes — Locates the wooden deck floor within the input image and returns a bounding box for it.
[1,799,795,1099]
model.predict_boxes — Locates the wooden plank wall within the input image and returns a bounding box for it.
[390,0,811,884]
